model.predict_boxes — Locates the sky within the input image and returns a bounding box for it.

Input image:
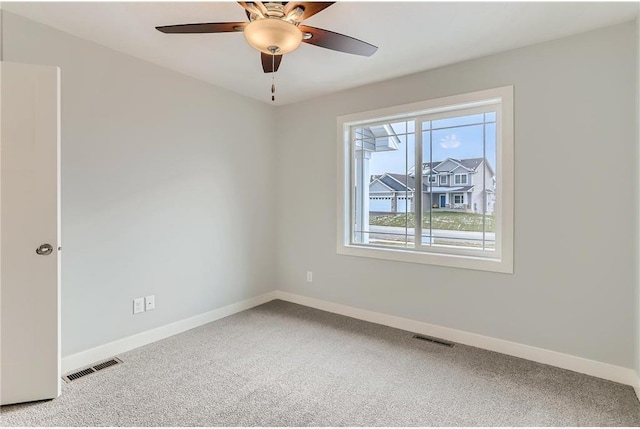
[363,113,497,177]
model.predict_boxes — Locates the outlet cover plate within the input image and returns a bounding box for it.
[133,298,144,314]
[145,295,155,311]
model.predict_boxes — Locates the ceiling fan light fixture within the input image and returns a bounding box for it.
[243,18,302,55]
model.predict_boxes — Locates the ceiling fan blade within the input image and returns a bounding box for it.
[299,25,377,56]
[261,52,283,73]
[238,2,267,18]
[283,2,334,20]
[156,22,247,34]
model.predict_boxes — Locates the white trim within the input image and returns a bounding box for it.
[453,193,465,204]
[636,14,640,407]
[424,104,500,123]
[61,290,639,390]
[61,291,277,374]
[274,291,637,387]
[454,173,468,185]
[340,242,509,273]
[337,90,502,126]
[337,86,514,274]
[55,66,62,398]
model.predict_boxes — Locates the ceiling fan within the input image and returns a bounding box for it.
[156,2,378,76]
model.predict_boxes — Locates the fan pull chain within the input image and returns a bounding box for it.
[271,53,275,102]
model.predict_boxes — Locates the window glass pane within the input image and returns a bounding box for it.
[341,90,511,272]
[404,133,416,249]
[484,121,497,250]
[389,121,407,134]
[421,126,433,246]
[432,229,486,249]
[422,119,487,250]
[360,232,413,249]
[353,124,415,248]
[353,152,358,243]
[432,113,484,130]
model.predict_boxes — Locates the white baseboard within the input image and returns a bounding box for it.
[274,290,637,387]
[63,289,637,390]
[61,291,277,374]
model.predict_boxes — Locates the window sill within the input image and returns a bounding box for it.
[337,243,513,274]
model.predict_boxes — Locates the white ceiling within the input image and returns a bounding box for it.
[3,1,638,105]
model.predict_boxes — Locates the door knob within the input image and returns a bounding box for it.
[35,243,53,256]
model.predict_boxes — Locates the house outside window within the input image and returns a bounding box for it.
[337,86,514,273]
[454,174,468,185]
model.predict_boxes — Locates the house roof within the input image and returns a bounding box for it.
[421,157,494,176]
[369,175,394,191]
[426,186,474,193]
[457,158,482,170]
[371,173,476,193]
[383,173,415,192]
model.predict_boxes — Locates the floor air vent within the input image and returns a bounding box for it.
[64,367,95,382]
[62,357,122,382]
[412,334,455,347]
[93,358,121,371]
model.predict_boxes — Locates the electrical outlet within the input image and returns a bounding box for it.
[133,298,144,314]
[306,271,313,282]
[145,295,155,311]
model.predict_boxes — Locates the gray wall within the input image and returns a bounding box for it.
[2,10,638,371]
[1,11,277,356]
[636,17,640,381]
[275,21,638,368]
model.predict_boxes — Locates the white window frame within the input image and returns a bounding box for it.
[336,86,514,274]
[439,175,448,185]
[453,194,464,204]
[454,173,468,185]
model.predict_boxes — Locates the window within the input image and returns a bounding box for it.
[454,174,468,185]
[337,86,514,273]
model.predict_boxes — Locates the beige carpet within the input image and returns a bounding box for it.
[1,299,639,426]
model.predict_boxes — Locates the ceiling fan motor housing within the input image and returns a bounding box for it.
[243,18,303,55]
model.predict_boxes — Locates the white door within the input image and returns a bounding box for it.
[1,62,61,405]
